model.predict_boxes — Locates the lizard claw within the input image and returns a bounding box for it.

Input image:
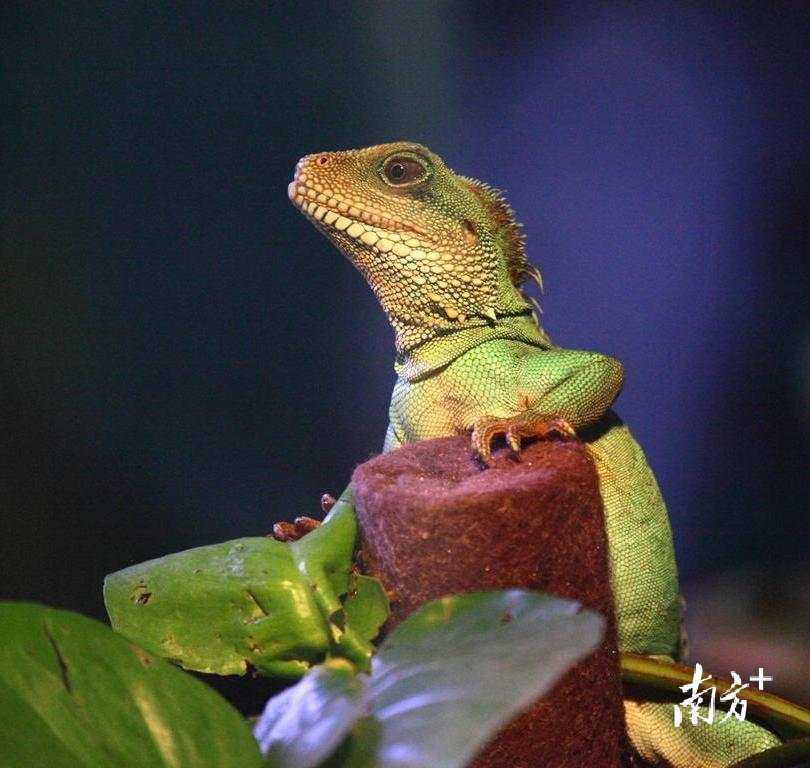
[505,427,522,454]
[472,414,576,467]
[534,416,576,440]
[270,516,322,542]
[471,417,502,466]
[271,521,298,541]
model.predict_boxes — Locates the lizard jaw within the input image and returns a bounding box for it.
[288,177,444,270]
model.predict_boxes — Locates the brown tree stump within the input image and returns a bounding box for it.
[352,435,626,768]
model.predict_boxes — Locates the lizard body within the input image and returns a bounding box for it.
[289,142,779,766]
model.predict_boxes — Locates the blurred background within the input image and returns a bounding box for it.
[2,1,809,709]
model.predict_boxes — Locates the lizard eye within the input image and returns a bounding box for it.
[382,156,428,187]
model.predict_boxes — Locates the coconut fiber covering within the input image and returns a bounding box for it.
[352,435,627,767]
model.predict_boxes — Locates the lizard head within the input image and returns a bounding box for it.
[288,141,542,349]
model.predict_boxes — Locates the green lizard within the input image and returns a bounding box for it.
[288,141,780,767]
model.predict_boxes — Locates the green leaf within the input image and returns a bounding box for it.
[339,575,389,655]
[253,659,363,768]
[254,590,603,768]
[0,602,262,768]
[290,492,358,622]
[355,590,603,768]
[104,535,330,677]
[104,498,383,677]
[288,493,387,669]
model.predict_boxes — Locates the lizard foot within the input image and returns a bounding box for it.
[270,516,322,542]
[471,414,575,467]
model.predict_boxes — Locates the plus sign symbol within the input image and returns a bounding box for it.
[749,668,773,690]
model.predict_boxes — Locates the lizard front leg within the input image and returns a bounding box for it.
[472,349,624,465]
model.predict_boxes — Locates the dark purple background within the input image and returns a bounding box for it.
[2,1,809,702]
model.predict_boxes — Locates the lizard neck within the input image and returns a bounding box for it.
[394,310,553,382]
[386,260,541,365]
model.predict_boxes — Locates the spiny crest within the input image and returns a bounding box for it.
[461,177,543,295]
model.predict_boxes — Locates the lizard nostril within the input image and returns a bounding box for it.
[316,155,330,166]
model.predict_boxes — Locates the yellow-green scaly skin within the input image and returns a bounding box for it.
[386,333,681,659]
[289,142,779,766]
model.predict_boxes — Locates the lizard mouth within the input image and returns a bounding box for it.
[288,178,438,259]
